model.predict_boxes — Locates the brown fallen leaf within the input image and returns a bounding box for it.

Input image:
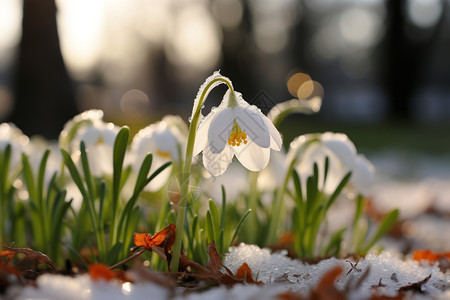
[309,266,346,299]
[1,245,55,270]
[398,274,431,293]
[235,262,256,284]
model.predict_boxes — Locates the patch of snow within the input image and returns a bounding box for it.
[223,244,450,299]
[16,274,169,300]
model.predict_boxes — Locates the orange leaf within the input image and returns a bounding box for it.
[134,223,176,251]
[235,262,256,283]
[0,250,16,260]
[89,263,116,281]
[412,249,450,262]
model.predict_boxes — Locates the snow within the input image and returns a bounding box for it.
[12,245,450,300]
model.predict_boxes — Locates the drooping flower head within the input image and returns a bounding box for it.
[193,89,282,176]
[59,110,120,177]
[287,132,374,195]
[130,115,187,192]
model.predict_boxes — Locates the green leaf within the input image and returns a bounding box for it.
[221,185,226,232]
[209,199,220,238]
[107,242,124,265]
[362,209,399,253]
[229,209,251,248]
[79,142,96,206]
[322,227,346,256]
[60,149,88,200]
[133,153,153,195]
[205,210,215,243]
[21,153,37,202]
[325,171,352,211]
[292,169,303,207]
[112,127,130,214]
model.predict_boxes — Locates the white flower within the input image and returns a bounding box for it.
[59,109,104,152]
[71,121,120,177]
[130,115,187,192]
[193,89,282,176]
[0,123,29,174]
[288,132,374,195]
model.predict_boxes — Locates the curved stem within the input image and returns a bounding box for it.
[170,77,233,272]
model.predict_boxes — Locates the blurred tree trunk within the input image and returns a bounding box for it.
[10,0,78,139]
[382,0,445,121]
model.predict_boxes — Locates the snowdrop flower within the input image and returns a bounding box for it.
[59,109,104,152]
[24,137,63,186]
[287,132,374,195]
[71,121,120,177]
[193,89,282,176]
[0,123,29,174]
[130,115,187,192]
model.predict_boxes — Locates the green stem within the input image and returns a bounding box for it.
[170,77,233,272]
[246,171,259,244]
[265,163,292,245]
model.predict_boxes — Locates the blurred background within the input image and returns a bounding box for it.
[0,0,449,155]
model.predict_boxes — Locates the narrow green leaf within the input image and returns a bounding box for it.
[133,153,153,195]
[205,210,215,243]
[363,209,399,253]
[80,142,96,203]
[325,171,352,211]
[209,199,220,238]
[229,209,251,248]
[292,169,303,206]
[60,149,88,200]
[21,154,37,202]
[221,185,226,231]
[322,227,346,256]
[107,242,124,265]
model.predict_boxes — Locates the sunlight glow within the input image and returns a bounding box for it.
[0,0,21,61]
[56,0,106,77]
[165,4,221,70]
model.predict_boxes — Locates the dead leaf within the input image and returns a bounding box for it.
[89,263,116,281]
[309,266,346,299]
[134,223,176,269]
[1,245,55,270]
[398,274,431,293]
[206,241,233,276]
[235,262,256,284]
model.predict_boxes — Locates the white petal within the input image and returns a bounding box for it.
[234,139,270,172]
[202,144,234,176]
[261,114,282,151]
[208,108,234,154]
[321,132,357,170]
[193,112,215,156]
[234,107,270,148]
[145,160,172,192]
[351,154,375,194]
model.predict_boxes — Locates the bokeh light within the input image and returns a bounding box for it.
[405,0,443,29]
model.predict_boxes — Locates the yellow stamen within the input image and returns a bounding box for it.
[227,121,248,147]
[157,150,171,158]
[96,137,105,145]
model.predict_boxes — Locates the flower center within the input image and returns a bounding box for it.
[157,150,171,158]
[227,120,248,147]
[96,137,105,145]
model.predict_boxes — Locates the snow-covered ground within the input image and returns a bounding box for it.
[7,151,450,299]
